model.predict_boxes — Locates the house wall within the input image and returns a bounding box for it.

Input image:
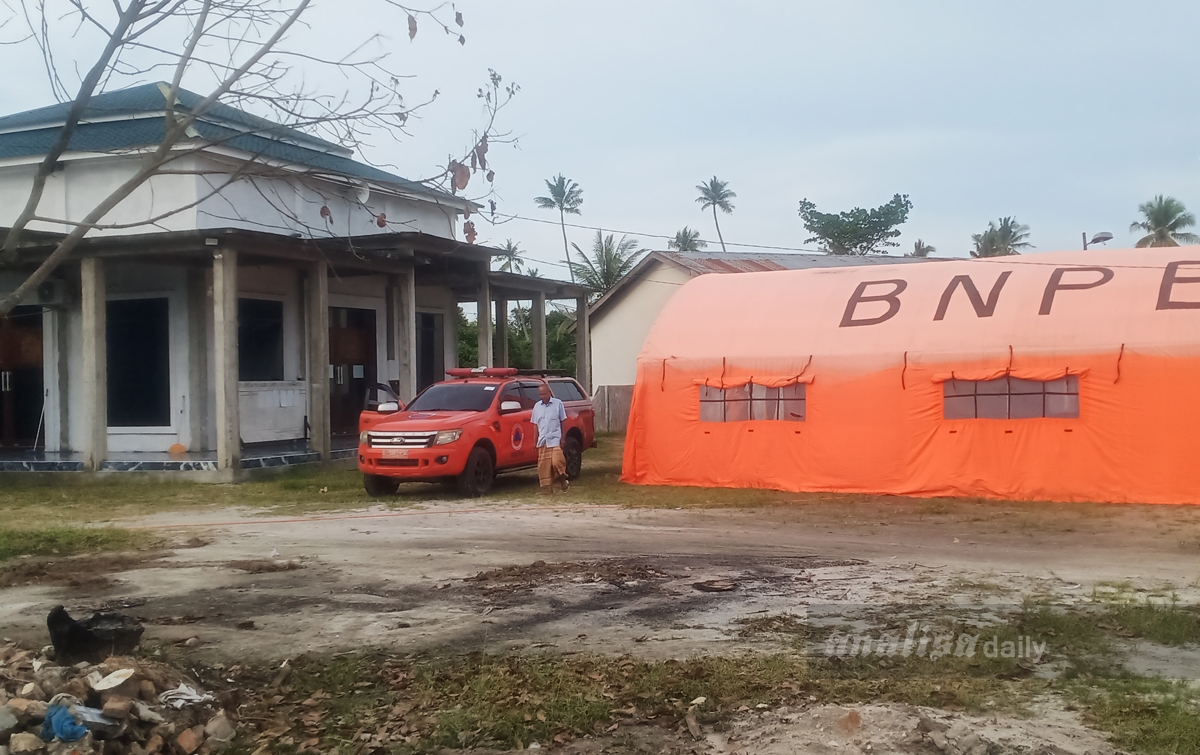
[0,151,461,241]
[591,260,693,389]
[193,155,460,239]
[0,154,200,236]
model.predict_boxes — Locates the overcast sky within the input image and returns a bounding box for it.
[3,1,1200,279]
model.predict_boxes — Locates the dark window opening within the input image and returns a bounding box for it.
[548,379,586,402]
[108,297,170,427]
[700,382,805,423]
[517,381,545,408]
[943,376,1079,419]
[416,312,441,392]
[238,298,285,381]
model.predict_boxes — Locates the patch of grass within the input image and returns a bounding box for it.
[6,435,1200,535]
[1103,600,1200,646]
[242,642,1049,754]
[1069,677,1200,755]
[223,598,1200,754]
[0,526,141,561]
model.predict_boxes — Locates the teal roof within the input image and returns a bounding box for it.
[0,83,462,204]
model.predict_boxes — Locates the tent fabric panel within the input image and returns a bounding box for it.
[622,351,1200,504]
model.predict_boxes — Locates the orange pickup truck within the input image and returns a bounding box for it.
[357,368,596,497]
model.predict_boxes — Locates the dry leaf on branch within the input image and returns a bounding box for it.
[450,161,470,191]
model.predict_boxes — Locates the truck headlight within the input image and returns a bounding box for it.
[359,430,369,445]
[435,429,462,445]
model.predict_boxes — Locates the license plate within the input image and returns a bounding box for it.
[382,448,409,459]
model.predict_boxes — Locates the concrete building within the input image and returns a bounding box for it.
[587,251,934,432]
[0,83,587,475]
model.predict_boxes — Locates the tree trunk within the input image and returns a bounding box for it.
[560,208,574,282]
[712,206,727,253]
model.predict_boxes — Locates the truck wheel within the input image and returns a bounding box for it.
[457,447,495,497]
[563,436,583,480]
[364,474,400,497]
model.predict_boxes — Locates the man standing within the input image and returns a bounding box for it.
[531,382,569,493]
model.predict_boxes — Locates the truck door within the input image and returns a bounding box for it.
[496,382,535,467]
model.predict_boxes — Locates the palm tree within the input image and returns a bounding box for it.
[668,227,706,252]
[534,174,583,281]
[970,217,1032,258]
[494,239,527,273]
[695,177,735,252]
[569,231,645,298]
[1129,195,1200,247]
[909,239,935,257]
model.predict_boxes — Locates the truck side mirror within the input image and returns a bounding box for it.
[499,400,523,413]
[364,382,402,412]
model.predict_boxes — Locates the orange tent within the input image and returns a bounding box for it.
[621,248,1200,504]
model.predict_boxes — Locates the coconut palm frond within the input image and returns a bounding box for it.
[668,227,706,251]
[1131,195,1198,248]
[970,217,1031,258]
[568,231,645,298]
[535,174,583,215]
[695,177,736,214]
[910,239,935,257]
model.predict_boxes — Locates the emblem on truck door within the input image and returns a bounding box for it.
[511,424,524,451]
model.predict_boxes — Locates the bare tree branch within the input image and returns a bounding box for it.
[0,0,516,315]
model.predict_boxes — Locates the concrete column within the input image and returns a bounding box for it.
[186,268,210,451]
[389,270,417,402]
[531,292,547,371]
[56,276,72,451]
[306,260,331,460]
[212,249,240,470]
[80,258,106,470]
[494,298,509,368]
[575,296,591,393]
[476,265,492,368]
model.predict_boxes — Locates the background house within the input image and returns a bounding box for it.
[0,83,587,475]
[587,251,934,432]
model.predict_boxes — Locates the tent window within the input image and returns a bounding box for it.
[942,376,1078,419]
[700,382,806,423]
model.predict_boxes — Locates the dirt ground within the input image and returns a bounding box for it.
[3,498,1199,659]
[3,493,1200,753]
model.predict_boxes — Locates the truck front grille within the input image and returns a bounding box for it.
[367,431,437,448]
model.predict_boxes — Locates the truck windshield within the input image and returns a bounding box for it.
[406,383,498,412]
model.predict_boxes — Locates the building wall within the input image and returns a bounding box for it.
[590,260,693,389]
[2,257,465,456]
[0,154,200,236]
[0,151,461,241]
[192,154,461,239]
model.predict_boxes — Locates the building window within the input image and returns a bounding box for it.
[238,298,285,381]
[700,382,806,422]
[943,376,1079,419]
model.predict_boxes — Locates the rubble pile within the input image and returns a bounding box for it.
[0,643,237,755]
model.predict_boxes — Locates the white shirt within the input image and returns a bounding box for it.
[531,397,567,448]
